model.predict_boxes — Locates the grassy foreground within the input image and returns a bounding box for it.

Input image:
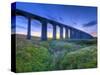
[16,34,97,72]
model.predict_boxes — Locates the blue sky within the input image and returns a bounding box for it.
[13,2,97,37]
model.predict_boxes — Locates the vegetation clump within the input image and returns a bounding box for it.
[16,34,97,72]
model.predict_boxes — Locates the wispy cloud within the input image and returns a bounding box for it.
[46,15,58,21]
[73,22,78,25]
[83,20,97,27]
[91,32,97,37]
[12,25,26,29]
[58,17,64,22]
[17,25,26,29]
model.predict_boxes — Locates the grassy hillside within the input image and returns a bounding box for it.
[15,34,97,72]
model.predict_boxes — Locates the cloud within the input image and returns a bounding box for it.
[12,25,26,29]
[72,21,78,25]
[17,26,26,29]
[46,15,58,21]
[58,17,64,22]
[91,32,97,37]
[83,20,97,27]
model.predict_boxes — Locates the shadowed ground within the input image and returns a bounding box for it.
[15,34,97,72]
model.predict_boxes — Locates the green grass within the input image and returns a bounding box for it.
[59,45,97,69]
[15,34,97,72]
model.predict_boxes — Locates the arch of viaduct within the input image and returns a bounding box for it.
[11,8,93,40]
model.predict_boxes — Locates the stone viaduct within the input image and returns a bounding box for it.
[12,8,93,40]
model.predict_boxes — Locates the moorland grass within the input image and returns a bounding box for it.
[16,34,97,72]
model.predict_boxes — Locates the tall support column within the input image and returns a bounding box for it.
[27,18,31,39]
[70,29,72,39]
[79,31,83,39]
[53,24,57,40]
[41,20,47,40]
[60,26,63,39]
[70,28,74,39]
[65,27,68,39]
[73,29,77,39]
[74,30,79,39]
[81,33,85,39]
[78,31,81,39]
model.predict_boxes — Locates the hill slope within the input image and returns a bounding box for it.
[15,34,97,72]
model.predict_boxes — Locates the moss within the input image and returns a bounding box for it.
[40,41,50,49]
[16,42,51,72]
[59,46,97,69]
